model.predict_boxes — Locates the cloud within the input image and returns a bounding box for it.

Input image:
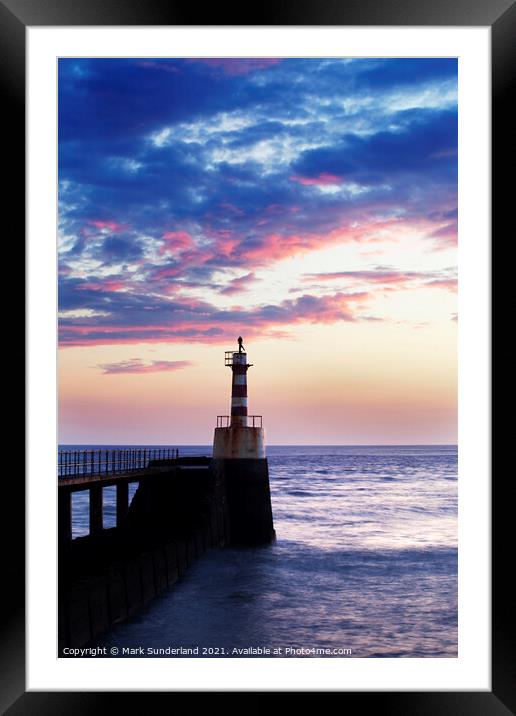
[424,278,457,292]
[160,230,196,255]
[59,288,372,347]
[290,173,344,186]
[429,222,458,249]
[303,268,458,292]
[189,58,282,76]
[304,269,423,285]
[219,272,258,295]
[97,359,194,374]
[58,58,457,347]
[291,108,457,187]
[88,219,128,233]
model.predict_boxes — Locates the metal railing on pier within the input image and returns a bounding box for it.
[58,447,179,478]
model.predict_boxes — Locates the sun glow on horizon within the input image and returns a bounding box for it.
[58,57,457,444]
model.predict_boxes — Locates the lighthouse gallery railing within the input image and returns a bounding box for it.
[216,415,262,428]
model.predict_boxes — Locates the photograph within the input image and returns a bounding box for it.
[0,0,503,704]
[57,56,459,660]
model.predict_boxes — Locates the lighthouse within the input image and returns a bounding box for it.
[212,338,275,545]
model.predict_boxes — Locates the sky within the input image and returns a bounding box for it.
[58,57,457,445]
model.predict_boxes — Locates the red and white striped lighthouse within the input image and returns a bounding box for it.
[212,337,274,545]
[213,338,265,459]
[229,337,250,427]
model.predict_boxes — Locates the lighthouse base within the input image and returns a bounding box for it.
[212,458,275,546]
[213,426,265,459]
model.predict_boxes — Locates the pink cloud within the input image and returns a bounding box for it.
[60,290,373,347]
[191,58,281,76]
[149,216,452,284]
[429,222,457,249]
[303,270,422,285]
[220,272,258,295]
[205,228,235,240]
[236,230,347,265]
[290,173,344,186]
[160,230,196,255]
[265,204,288,214]
[98,359,193,374]
[218,202,245,216]
[80,280,126,292]
[303,269,458,293]
[430,148,458,159]
[150,266,183,280]
[232,221,397,266]
[137,61,181,75]
[424,279,458,292]
[88,220,128,233]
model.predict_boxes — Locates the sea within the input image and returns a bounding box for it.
[61,444,458,658]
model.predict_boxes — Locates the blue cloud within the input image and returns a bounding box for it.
[58,57,457,345]
[292,108,457,184]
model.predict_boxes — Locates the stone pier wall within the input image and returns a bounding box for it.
[58,464,229,652]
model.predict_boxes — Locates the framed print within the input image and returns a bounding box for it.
[2,0,506,709]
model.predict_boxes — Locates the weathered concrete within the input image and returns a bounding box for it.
[88,576,110,640]
[123,560,142,616]
[213,458,275,546]
[175,539,188,575]
[140,553,156,605]
[165,542,179,585]
[153,548,168,594]
[66,581,91,648]
[106,569,127,624]
[213,426,265,459]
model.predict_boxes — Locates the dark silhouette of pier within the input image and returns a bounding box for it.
[58,341,274,652]
[58,449,228,651]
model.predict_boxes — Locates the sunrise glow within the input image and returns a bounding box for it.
[58,57,457,444]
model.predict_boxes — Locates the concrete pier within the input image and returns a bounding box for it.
[58,456,229,652]
[212,458,275,546]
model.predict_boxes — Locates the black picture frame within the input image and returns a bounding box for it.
[2,0,504,710]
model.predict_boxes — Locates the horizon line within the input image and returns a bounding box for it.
[58,442,459,447]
